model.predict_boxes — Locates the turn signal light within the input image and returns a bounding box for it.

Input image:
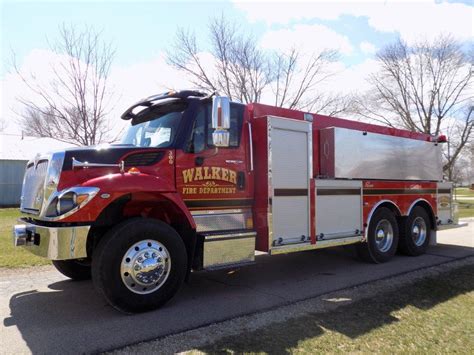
[128,167,141,175]
[76,194,89,205]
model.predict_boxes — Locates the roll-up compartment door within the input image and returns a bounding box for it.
[268,117,312,247]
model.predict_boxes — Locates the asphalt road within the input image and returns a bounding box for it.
[1,221,473,354]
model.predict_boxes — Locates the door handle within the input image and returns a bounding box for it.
[225,160,243,164]
[237,171,245,190]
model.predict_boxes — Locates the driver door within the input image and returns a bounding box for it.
[175,102,253,231]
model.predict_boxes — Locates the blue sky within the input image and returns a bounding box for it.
[1,0,472,134]
[2,0,472,75]
[1,1,250,74]
[3,0,458,76]
[2,0,472,72]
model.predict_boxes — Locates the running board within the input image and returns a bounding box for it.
[269,235,362,255]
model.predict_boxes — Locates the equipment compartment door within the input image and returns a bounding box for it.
[269,116,312,247]
[315,179,362,240]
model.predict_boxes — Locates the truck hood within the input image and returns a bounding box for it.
[61,144,165,171]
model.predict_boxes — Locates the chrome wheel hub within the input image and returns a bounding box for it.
[411,217,427,246]
[374,219,394,253]
[121,240,171,294]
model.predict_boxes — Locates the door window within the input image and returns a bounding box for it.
[187,102,244,153]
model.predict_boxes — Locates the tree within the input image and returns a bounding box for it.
[14,24,115,145]
[167,15,347,115]
[0,118,7,132]
[444,105,473,180]
[357,36,473,177]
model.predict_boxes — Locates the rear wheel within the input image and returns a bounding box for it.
[52,259,91,280]
[357,207,399,263]
[399,206,431,256]
[92,218,187,313]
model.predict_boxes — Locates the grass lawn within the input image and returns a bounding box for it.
[454,188,474,219]
[0,208,51,268]
[455,187,474,198]
[457,200,474,219]
[198,263,474,354]
[454,188,474,218]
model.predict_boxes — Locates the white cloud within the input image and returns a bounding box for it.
[359,41,376,55]
[109,53,194,113]
[260,24,354,55]
[1,49,195,138]
[324,58,379,94]
[233,0,473,42]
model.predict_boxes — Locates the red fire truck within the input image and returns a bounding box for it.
[13,90,455,313]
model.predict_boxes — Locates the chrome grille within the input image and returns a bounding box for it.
[21,159,49,213]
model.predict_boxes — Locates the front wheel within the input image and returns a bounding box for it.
[357,207,399,263]
[92,218,187,313]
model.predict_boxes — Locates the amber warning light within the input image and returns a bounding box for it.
[127,167,141,175]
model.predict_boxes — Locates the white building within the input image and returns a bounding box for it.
[0,134,75,206]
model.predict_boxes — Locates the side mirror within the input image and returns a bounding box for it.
[211,96,231,147]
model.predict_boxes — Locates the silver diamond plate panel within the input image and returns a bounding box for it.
[193,210,251,232]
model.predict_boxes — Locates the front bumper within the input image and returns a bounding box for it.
[12,221,90,260]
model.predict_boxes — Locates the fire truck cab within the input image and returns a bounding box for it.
[12,90,456,313]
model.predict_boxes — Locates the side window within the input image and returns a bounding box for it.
[187,102,244,153]
[188,106,206,153]
[207,103,244,148]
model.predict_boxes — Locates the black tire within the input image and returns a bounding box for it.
[92,218,187,313]
[357,207,399,263]
[399,206,431,256]
[52,259,91,280]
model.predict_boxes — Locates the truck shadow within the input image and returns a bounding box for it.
[3,245,474,353]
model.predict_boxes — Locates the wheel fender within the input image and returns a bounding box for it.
[160,192,196,229]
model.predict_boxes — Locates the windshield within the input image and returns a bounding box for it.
[121,101,188,148]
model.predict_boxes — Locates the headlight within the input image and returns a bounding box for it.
[45,187,99,218]
[57,192,77,215]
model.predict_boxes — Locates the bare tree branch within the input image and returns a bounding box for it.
[355,35,473,177]
[14,24,116,146]
[167,15,348,116]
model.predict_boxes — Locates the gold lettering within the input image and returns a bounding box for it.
[211,167,221,180]
[182,169,194,184]
[182,187,197,194]
[197,186,237,194]
[183,166,238,185]
[221,168,229,182]
[194,167,203,181]
[229,170,237,185]
[203,166,212,179]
